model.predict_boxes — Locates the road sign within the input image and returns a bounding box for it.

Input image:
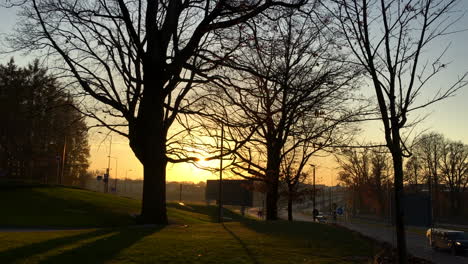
[336,207,344,215]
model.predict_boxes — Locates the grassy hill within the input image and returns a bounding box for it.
[0,185,241,227]
[0,186,140,227]
[0,186,378,263]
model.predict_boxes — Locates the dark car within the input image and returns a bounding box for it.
[426,228,468,255]
[315,215,327,223]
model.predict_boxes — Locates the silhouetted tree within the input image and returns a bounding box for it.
[336,147,390,217]
[440,140,468,215]
[328,0,467,261]
[8,0,306,224]
[411,132,445,217]
[0,59,89,184]
[411,133,468,216]
[404,156,422,191]
[198,5,360,220]
[280,136,320,221]
[415,133,444,193]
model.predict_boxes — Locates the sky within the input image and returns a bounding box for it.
[1,2,468,185]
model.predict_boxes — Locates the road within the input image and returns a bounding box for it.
[283,211,468,264]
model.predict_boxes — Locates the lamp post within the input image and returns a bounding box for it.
[329,174,332,216]
[310,164,316,221]
[98,132,112,193]
[218,122,224,223]
[110,156,118,193]
[55,154,60,185]
[60,136,67,185]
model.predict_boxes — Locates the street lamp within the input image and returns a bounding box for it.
[98,132,112,193]
[218,122,224,223]
[310,164,317,221]
[329,173,333,217]
[110,156,118,193]
[60,136,67,185]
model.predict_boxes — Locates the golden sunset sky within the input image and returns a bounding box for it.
[1,4,468,185]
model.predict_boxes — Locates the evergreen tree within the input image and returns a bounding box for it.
[0,59,89,184]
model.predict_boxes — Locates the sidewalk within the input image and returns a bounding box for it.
[290,211,468,264]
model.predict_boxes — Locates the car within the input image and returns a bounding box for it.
[315,215,327,223]
[426,228,468,255]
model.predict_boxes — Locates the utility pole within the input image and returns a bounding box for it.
[329,175,333,215]
[106,139,111,193]
[56,155,60,184]
[218,122,224,223]
[112,157,118,193]
[311,164,316,221]
[179,183,183,203]
[98,132,112,194]
[60,136,67,185]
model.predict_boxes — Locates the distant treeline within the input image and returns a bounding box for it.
[83,177,207,202]
[337,133,468,223]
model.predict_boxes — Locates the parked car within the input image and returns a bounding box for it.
[315,215,327,223]
[426,228,468,255]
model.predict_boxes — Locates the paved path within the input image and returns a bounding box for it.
[0,227,96,232]
[0,224,158,233]
[285,211,468,264]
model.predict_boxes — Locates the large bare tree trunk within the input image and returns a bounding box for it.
[141,157,168,224]
[265,143,281,220]
[266,176,279,220]
[130,125,169,224]
[131,130,168,224]
[130,76,169,224]
[391,145,407,263]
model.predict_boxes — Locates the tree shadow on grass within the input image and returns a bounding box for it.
[167,203,244,223]
[0,229,113,263]
[1,187,138,228]
[0,226,162,264]
[41,226,162,264]
[238,218,378,260]
[239,218,324,237]
[222,223,260,264]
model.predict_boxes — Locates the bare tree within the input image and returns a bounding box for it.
[411,133,468,217]
[198,6,360,220]
[439,140,468,215]
[279,125,330,221]
[336,147,390,217]
[412,132,445,217]
[7,0,306,224]
[328,0,467,261]
[404,155,422,191]
[416,133,444,192]
[280,168,309,221]
[369,147,388,216]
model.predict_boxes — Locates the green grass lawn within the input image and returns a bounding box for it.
[0,186,140,227]
[0,186,378,263]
